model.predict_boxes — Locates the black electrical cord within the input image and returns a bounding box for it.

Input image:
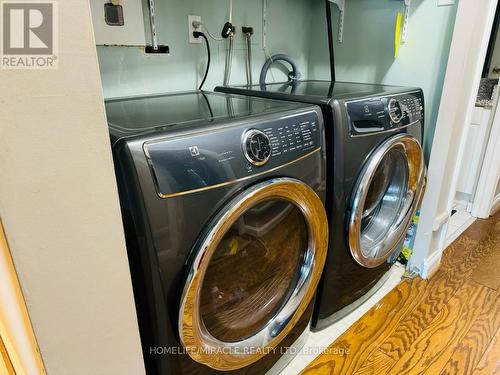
[193,31,210,90]
[200,92,214,120]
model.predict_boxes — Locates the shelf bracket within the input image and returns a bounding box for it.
[401,0,411,44]
[329,0,345,43]
[147,0,158,50]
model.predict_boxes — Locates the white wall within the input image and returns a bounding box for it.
[455,107,492,201]
[308,0,458,158]
[472,100,500,218]
[409,0,497,277]
[0,0,145,374]
[96,0,315,99]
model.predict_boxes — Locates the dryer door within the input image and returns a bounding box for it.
[178,178,328,371]
[348,134,426,268]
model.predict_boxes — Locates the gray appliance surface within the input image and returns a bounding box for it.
[106,90,305,144]
[108,91,327,374]
[216,80,420,105]
[215,81,425,330]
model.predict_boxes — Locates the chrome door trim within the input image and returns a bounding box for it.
[178,178,328,371]
[348,134,426,268]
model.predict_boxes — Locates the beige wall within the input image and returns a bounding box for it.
[0,1,145,374]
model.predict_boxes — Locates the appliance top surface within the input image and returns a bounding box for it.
[105,90,309,141]
[221,80,421,105]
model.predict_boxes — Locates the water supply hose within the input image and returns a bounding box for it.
[259,54,300,89]
[223,34,234,86]
[243,29,253,86]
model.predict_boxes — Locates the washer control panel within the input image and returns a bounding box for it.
[144,109,322,197]
[264,119,320,158]
[346,90,424,136]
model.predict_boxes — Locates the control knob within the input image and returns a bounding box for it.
[388,98,403,124]
[242,129,272,166]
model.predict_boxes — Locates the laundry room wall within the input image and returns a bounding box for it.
[96,0,317,99]
[307,0,459,157]
[0,0,145,373]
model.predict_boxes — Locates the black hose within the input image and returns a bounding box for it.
[194,31,210,90]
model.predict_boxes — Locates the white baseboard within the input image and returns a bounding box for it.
[491,194,500,215]
[420,250,443,279]
[445,214,476,248]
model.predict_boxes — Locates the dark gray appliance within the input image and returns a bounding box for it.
[215,81,427,330]
[106,91,329,374]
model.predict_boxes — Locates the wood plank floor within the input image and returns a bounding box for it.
[301,211,500,375]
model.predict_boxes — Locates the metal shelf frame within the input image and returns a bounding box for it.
[328,0,411,45]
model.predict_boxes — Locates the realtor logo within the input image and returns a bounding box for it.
[1,1,58,69]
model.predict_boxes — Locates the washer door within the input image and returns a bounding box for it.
[349,134,426,268]
[179,178,328,371]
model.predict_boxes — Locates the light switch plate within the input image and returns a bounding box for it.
[437,0,455,6]
[90,0,146,46]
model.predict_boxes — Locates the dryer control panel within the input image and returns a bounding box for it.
[346,90,424,136]
[144,110,322,198]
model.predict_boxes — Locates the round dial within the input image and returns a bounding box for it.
[388,98,403,124]
[242,129,272,166]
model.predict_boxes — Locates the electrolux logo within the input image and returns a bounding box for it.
[1,0,58,69]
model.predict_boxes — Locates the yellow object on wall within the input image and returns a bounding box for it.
[395,12,404,58]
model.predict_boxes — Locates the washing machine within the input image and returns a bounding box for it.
[106,91,329,374]
[216,81,427,330]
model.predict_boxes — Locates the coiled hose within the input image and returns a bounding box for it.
[259,54,300,90]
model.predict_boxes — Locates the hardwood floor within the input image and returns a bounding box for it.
[301,211,500,375]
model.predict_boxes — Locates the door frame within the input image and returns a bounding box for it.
[409,0,498,278]
[471,99,500,218]
[0,221,45,374]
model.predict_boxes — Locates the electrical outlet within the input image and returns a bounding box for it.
[188,15,202,44]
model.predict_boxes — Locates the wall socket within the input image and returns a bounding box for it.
[188,15,202,44]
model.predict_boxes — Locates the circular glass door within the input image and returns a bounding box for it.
[200,200,306,343]
[349,134,426,268]
[179,178,328,371]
